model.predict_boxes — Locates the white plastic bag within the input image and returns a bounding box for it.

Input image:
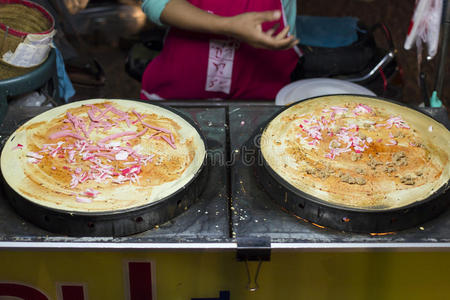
[2,30,56,68]
[404,0,443,60]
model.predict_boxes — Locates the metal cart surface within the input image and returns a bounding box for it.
[0,101,449,251]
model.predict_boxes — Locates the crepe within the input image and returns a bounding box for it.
[261,95,450,209]
[1,99,206,212]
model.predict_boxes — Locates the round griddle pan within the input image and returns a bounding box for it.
[252,95,450,233]
[0,100,208,237]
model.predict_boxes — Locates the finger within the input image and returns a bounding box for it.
[274,25,290,41]
[255,10,281,23]
[284,38,300,50]
[265,23,280,36]
[274,36,297,50]
[262,35,297,50]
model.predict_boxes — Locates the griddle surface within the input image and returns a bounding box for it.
[1,103,450,248]
[229,105,450,245]
[0,105,229,244]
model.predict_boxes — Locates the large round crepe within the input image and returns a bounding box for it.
[1,99,206,212]
[261,95,450,209]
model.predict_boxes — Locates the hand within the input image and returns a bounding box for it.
[160,1,298,50]
[224,10,299,50]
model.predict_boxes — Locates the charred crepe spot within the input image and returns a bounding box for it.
[340,174,355,184]
[384,162,397,174]
[324,166,335,175]
[339,173,366,185]
[367,154,383,170]
[351,152,362,162]
[400,174,416,185]
[316,170,328,179]
[392,151,405,160]
[355,177,366,185]
[392,151,408,166]
[306,166,334,179]
[393,131,405,138]
[356,167,365,174]
[410,137,425,148]
[384,166,397,174]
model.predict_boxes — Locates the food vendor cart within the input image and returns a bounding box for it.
[0,100,449,300]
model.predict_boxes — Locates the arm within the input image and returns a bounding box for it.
[159,0,298,50]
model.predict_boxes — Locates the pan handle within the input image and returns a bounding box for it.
[346,50,395,83]
[346,23,396,83]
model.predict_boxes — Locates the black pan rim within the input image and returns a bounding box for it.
[258,93,450,214]
[0,99,209,217]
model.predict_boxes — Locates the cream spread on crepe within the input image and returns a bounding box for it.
[1,99,206,212]
[261,95,450,209]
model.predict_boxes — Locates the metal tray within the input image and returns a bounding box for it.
[0,101,209,237]
[251,95,450,233]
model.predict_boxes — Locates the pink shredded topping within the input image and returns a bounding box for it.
[326,128,369,159]
[297,116,327,148]
[87,105,111,122]
[386,139,398,146]
[161,135,177,149]
[132,110,171,134]
[49,130,85,140]
[83,188,99,198]
[353,103,373,115]
[376,116,410,129]
[27,103,176,201]
[66,112,89,138]
[98,131,136,143]
[26,152,44,160]
[122,128,148,141]
[115,150,129,161]
[296,103,409,160]
[76,196,92,203]
[330,106,348,114]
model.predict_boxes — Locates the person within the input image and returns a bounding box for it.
[140,0,302,100]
